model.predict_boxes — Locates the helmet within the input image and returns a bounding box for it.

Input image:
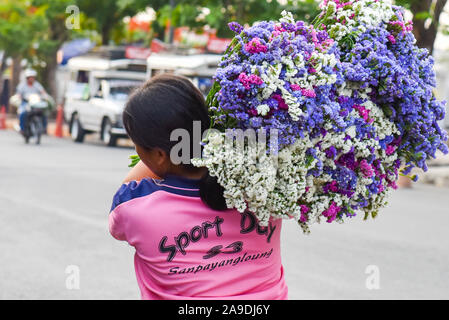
[24,69,37,78]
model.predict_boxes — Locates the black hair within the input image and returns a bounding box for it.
[123,73,227,211]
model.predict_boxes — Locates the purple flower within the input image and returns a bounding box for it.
[228,22,243,34]
[325,146,337,159]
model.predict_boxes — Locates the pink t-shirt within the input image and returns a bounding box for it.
[109,175,288,300]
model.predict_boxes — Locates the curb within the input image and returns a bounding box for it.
[3,117,71,138]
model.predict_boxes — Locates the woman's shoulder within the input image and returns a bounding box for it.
[110,175,202,213]
[110,178,160,212]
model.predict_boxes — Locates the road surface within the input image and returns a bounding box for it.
[1,130,448,299]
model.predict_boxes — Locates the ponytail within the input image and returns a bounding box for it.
[199,172,228,211]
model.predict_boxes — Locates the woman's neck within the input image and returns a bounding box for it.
[168,166,207,180]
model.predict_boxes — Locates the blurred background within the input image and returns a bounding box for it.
[0,0,448,299]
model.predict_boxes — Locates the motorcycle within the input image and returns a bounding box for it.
[20,94,53,144]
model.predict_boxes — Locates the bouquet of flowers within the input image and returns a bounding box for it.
[191,0,448,233]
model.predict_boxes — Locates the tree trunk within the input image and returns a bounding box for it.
[45,50,58,103]
[0,53,7,97]
[44,17,70,105]
[411,0,448,55]
[11,55,22,98]
[101,24,111,45]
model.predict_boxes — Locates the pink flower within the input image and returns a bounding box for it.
[272,94,289,110]
[290,84,301,91]
[324,180,339,193]
[386,144,396,156]
[310,30,319,44]
[274,25,286,33]
[389,181,398,190]
[406,21,413,32]
[378,184,384,193]
[239,73,263,90]
[244,37,268,54]
[248,74,263,85]
[272,30,281,38]
[387,34,396,44]
[248,108,258,116]
[238,73,250,90]
[322,202,341,223]
[359,159,374,178]
[300,205,310,223]
[353,104,371,122]
[301,88,316,98]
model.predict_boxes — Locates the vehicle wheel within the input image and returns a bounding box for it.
[70,114,85,143]
[24,131,30,144]
[101,118,118,147]
[23,121,30,144]
[32,117,43,145]
[27,118,41,145]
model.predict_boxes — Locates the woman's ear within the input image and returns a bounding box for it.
[136,146,171,178]
[154,147,170,166]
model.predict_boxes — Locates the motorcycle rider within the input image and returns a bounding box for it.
[16,69,49,134]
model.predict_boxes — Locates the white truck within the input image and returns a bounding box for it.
[64,53,221,146]
[63,56,146,146]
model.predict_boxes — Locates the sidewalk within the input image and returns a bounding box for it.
[3,115,71,138]
[2,114,134,147]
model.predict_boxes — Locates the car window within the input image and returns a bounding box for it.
[66,82,90,101]
[107,80,142,100]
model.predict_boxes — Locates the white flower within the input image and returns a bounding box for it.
[346,125,357,138]
[256,104,270,116]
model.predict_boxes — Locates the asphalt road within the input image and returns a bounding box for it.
[1,130,448,299]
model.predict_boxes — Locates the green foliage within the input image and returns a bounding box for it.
[0,0,47,57]
[76,0,144,44]
[152,0,321,39]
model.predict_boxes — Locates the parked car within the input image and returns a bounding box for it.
[64,69,145,146]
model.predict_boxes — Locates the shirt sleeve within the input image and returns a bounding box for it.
[108,180,159,242]
[109,183,130,241]
[16,83,25,96]
[109,208,127,241]
[35,82,45,93]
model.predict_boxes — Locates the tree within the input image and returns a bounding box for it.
[0,0,46,97]
[76,0,151,44]
[28,0,75,100]
[152,0,284,39]
[151,0,320,40]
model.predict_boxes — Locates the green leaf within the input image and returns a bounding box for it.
[128,155,140,168]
